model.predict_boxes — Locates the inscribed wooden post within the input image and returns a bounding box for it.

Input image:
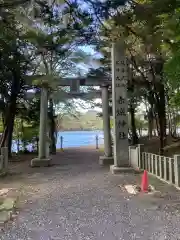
[111,42,129,167]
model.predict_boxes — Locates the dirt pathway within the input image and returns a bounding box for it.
[1,148,180,239]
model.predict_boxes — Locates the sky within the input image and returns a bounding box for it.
[74,98,102,113]
[74,45,103,112]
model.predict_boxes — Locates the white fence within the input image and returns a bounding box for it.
[129,145,180,188]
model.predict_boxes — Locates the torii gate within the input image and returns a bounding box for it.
[31,42,131,174]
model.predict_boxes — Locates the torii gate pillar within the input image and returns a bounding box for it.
[99,84,113,165]
[31,87,52,167]
[110,42,132,174]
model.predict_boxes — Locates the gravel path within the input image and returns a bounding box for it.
[1,148,180,239]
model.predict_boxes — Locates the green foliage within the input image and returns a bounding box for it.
[135,116,147,130]
[21,126,38,143]
[0,121,3,133]
[168,91,180,108]
[165,52,180,88]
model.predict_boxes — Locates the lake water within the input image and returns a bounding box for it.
[11,129,151,153]
[11,130,104,152]
[56,130,104,148]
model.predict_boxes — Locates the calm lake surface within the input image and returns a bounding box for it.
[11,129,151,152]
[11,130,104,152]
[56,130,104,148]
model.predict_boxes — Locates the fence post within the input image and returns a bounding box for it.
[60,136,63,150]
[137,144,144,169]
[159,156,163,179]
[96,135,99,149]
[1,147,8,173]
[174,155,180,187]
[169,158,173,184]
[164,157,167,181]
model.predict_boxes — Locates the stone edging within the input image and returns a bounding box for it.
[0,189,19,230]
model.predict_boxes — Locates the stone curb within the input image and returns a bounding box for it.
[0,198,17,212]
[0,211,12,225]
[0,190,19,228]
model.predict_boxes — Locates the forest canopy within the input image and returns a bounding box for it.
[0,0,180,156]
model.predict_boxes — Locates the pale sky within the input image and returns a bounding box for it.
[75,98,102,113]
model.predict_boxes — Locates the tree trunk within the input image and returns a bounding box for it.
[148,109,153,139]
[49,98,56,154]
[21,118,26,152]
[173,109,178,136]
[129,79,138,145]
[130,103,138,145]
[6,114,15,156]
[1,102,17,157]
[0,71,20,157]
[2,106,5,129]
[154,114,160,136]
[156,83,166,155]
[167,110,172,136]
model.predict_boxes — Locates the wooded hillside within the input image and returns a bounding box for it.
[57,110,103,131]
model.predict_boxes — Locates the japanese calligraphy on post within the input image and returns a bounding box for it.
[111,42,129,166]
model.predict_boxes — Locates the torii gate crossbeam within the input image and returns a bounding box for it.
[25,75,111,87]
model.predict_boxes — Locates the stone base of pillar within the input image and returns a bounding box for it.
[110,165,134,174]
[31,158,52,167]
[99,156,114,165]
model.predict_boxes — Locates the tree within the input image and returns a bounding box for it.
[90,0,180,154]
[0,0,101,156]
